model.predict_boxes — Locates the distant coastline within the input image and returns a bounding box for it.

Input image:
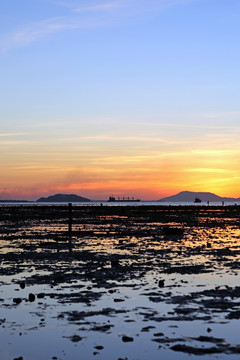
[0,191,240,203]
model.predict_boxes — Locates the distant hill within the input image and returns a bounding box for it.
[159,191,237,203]
[36,193,91,202]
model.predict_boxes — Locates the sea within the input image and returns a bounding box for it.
[1,200,240,206]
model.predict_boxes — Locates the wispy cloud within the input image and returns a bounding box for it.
[185,168,232,173]
[0,0,195,53]
[192,149,240,156]
[0,132,30,137]
[74,1,125,13]
[0,139,35,145]
[12,164,64,171]
[1,17,76,52]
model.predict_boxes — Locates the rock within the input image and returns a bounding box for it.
[71,335,82,342]
[37,293,45,299]
[122,335,134,342]
[114,298,125,302]
[141,326,156,332]
[28,293,35,302]
[158,280,165,288]
[20,282,25,289]
[111,259,119,267]
[13,298,22,305]
[94,345,104,350]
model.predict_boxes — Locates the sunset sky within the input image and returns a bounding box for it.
[1,0,240,200]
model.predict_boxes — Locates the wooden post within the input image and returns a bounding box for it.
[68,202,72,235]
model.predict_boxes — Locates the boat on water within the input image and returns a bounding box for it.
[108,196,140,202]
[194,197,202,203]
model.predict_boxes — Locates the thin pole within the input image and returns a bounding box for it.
[68,202,72,235]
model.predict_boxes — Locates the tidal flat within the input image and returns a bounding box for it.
[1,204,240,360]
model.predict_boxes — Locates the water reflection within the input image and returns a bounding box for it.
[1,205,240,359]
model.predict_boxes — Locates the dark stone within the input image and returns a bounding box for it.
[158,280,165,288]
[154,332,164,337]
[111,259,119,267]
[37,293,45,299]
[20,282,25,289]
[122,336,134,342]
[141,326,156,332]
[227,310,240,319]
[13,298,22,305]
[28,293,35,302]
[94,345,104,350]
[91,324,113,332]
[71,335,82,342]
[171,344,222,354]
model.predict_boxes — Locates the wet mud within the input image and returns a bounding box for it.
[1,204,240,359]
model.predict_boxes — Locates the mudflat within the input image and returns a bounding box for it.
[1,205,240,360]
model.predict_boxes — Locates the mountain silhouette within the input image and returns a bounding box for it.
[159,191,237,202]
[36,193,91,202]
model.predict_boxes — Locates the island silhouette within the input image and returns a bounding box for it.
[36,193,91,202]
[159,191,239,203]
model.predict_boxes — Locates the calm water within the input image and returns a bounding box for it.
[1,201,240,206]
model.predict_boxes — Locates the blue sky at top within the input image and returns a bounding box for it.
[1,0,240,123]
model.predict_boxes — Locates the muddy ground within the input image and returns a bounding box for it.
[1,204,240,360]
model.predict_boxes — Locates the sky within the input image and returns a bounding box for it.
[1,0,240,200]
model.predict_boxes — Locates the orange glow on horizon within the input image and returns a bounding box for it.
[1,119,240,201]
[1,161,239,201]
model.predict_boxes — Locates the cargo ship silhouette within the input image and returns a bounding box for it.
[108,196,140,202]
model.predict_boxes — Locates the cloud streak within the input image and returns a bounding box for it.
[74,1,125,13]
[0,0,195,53]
